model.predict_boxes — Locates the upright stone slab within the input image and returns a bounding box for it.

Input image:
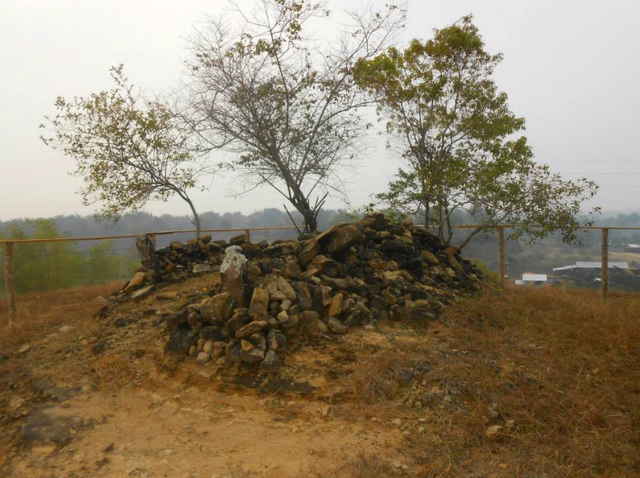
[135,234,161,283]
[220,245,248,309]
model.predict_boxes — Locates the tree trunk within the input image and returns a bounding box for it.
[457,226,486,251]
[423,201,430,229]
[289,191,319,234]
[303,211,318,234]
[437,203,444,241]
[183,194,201,238]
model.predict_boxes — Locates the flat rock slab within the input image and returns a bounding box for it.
[130,285,154,302]
[22,406,87,447]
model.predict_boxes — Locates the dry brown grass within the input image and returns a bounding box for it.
[0,281,124,350]
[405,286,640,476]
[349,350,406,404]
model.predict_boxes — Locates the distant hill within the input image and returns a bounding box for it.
[0,208,357,249]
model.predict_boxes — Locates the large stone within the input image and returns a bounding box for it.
[123,271,147,294]
[380,240,414,255]
[199,326,226,341]
[266,329,287,350]
[196,352,211,364]
[229,342,265,364]
[241,339,254,352]
[294,282,313,311]
[165,325,196,354]
[300,310,320,326]
[226,309,252,335]
[261,350,282,372]
[264,241,299,256]
[248,304,270,322]
[327,317,347,334]
[235,320,268,339]
[325,224,363,254]
[220,246,247,308]
[276,276,297,301]
[229,233,248,245]
[280,312,299,330]
[250,287,269,310]
[192,263,213,274]
[130,285,154,302]
[304,317,328,337]
[284,261,302,280]
[328,294,343,317]
[298,237,321,267]
[202,292,235,323]
[22,406,85,447]
[202,340,214,354]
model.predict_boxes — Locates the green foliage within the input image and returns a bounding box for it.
[354,16,598,248]
[85,241,123,285]
[40,65,208,235]
[470,258,498,282]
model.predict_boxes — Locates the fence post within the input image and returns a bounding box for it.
[149,233,157,250]
[498,226,505,286]
[3,243,17,325]
[245,229,251,243]
[601,228,609,301]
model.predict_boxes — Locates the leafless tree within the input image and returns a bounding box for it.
[179,0,405,233]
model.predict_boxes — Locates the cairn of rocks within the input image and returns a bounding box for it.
[125,214,484,371]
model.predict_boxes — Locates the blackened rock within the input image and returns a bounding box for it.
[226,309,252,335]
[283,261,302,280]
[293,282,313,311]
[22,406,85,446]
[267,258,287,273]
[229,233,247,245]
[380,240,414,255]
[235,320,268,339]
[264,241,298,256]
[230,342,265,363]
[113,317,130,328]
[92,342,107,356]
[401,258,425,280]
[261,350,282,372]
[199,326,226,341]
[327,317,347,334]
[266,329,287,351]
[298,237,321,267]
[325,224,363,255]
[166,324,196,354]
[300,310,320,326]
[167,309,189,329]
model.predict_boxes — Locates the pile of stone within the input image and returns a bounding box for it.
[130,214,483,371]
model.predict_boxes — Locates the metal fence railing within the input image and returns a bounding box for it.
[2,224,640,326]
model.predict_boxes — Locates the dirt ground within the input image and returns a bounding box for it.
[0,277,423,478]
[2,278,640,477]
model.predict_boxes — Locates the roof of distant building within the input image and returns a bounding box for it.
[522,273,548,282]
[553,261,629,271]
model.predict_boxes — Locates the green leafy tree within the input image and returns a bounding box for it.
[85,240,123,285]
[181,0,404,233]
[41,66,210,236]
[354,16,598,248]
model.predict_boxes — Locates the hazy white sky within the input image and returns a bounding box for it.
[1,0,639,221]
